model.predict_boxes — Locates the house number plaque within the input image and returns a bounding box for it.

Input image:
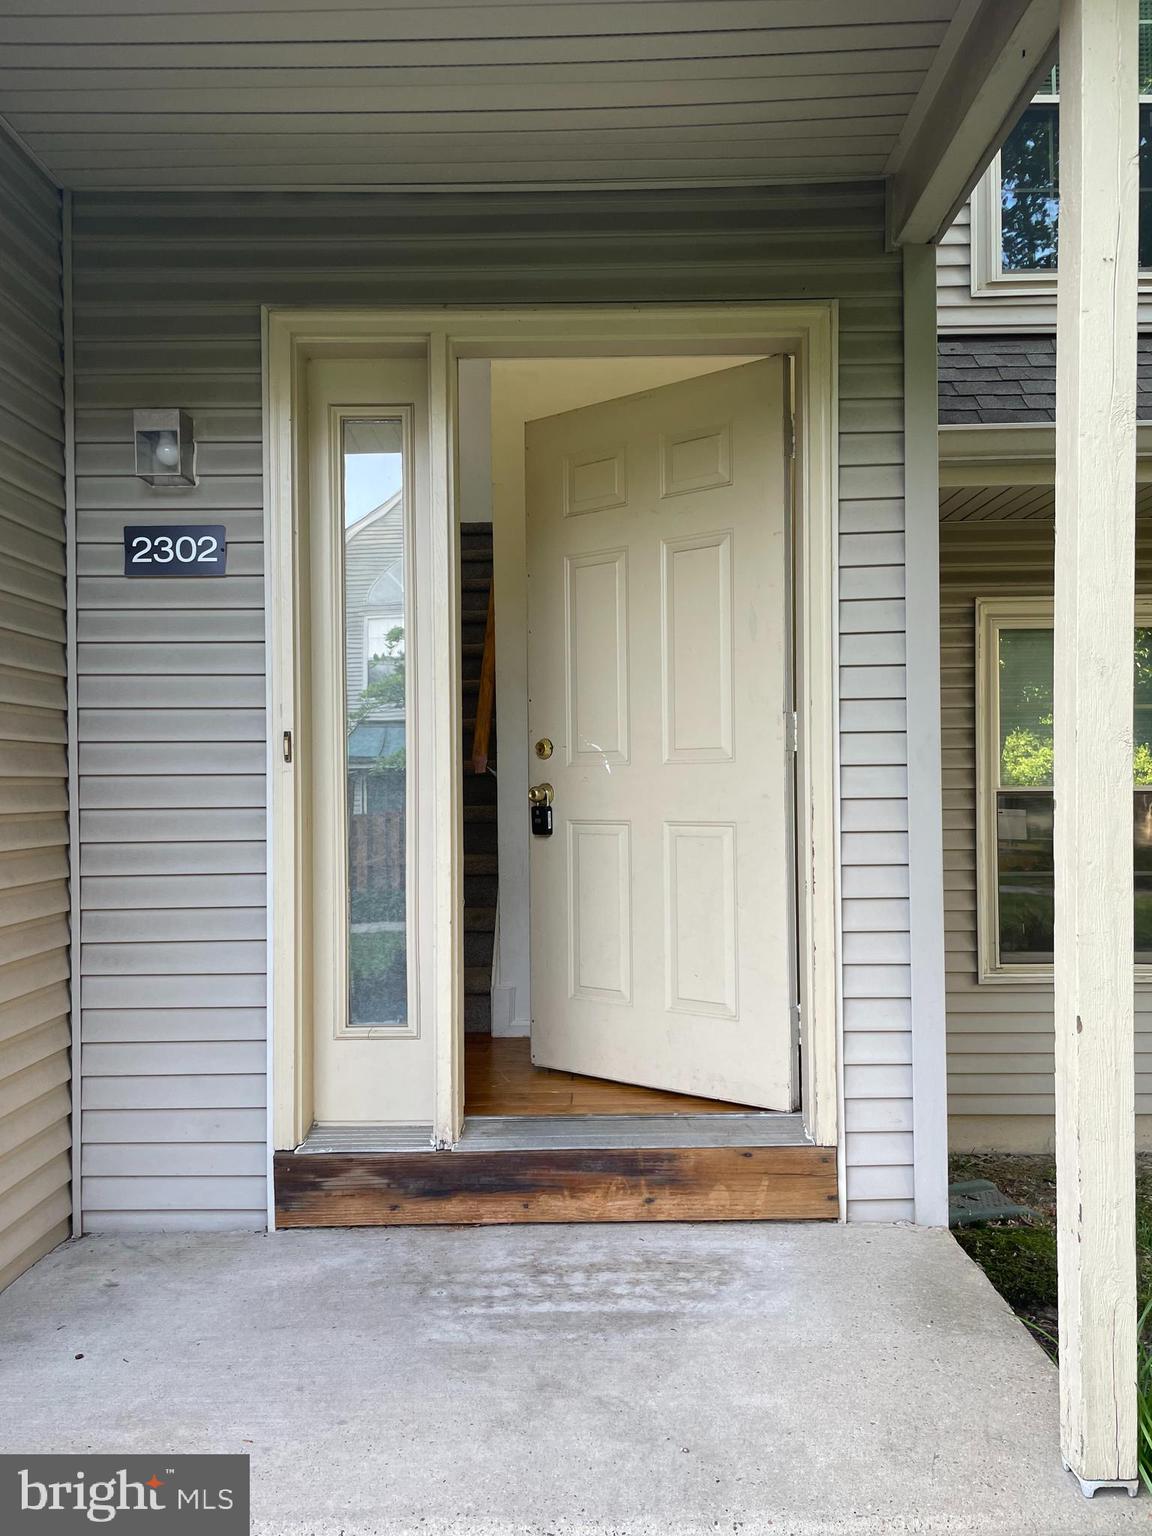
[123,524,227,576]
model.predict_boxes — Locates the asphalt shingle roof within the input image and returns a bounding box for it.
[939,334,1152,423]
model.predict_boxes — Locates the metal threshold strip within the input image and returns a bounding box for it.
[296,1112,809,1155]
[457,1113,809,1151]
[296,1124,434,1154]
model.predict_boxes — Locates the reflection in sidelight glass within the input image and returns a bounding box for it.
[342,418,408,1026]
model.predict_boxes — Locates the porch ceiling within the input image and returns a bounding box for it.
[941,484,1152,521]
[939,483,1059,521]
[0,0,1010,198]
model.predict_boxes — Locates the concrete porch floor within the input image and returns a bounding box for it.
[0,1223,1145,1536]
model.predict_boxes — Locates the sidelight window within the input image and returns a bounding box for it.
[342,417,409,1026]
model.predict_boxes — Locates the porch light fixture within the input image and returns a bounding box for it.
[133,408,197,487]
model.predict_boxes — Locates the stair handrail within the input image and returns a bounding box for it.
[470,582,496,775]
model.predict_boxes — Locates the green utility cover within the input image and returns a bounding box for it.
[948,1179,1036,1228]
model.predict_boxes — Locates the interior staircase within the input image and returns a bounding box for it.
[460,522,498,1032]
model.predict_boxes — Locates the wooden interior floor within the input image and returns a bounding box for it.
[465,1035,756,1116]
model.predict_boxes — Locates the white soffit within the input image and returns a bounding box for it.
[0,0,966,190]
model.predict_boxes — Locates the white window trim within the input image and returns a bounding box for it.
[971,94,1152,299]
[975,596,1152,984]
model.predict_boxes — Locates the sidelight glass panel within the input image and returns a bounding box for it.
[343,417,408,1027]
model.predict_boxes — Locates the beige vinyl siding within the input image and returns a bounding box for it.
[72,182,911,1224]
[838,412,913,1221]
[937,198,1152,332]
[941,516,1152,1131]
[0,129,69,1287]
[936,201,977,328]
[932,200,1049,333]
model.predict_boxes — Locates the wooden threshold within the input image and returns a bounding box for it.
[274,1143,837,1226]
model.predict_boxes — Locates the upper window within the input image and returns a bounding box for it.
[973,12,1152,290]
[976,600,1152,978]
[999,100,1060,273]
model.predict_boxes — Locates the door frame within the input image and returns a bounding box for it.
[265,304,840,1158]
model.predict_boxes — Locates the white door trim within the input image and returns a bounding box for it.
[264,304,840,1159]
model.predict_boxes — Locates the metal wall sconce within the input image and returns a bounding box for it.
[133,408,197,487]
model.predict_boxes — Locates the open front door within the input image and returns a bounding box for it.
[526,358,795,1110]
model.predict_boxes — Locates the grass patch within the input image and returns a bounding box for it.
[955,1224,1057,1313]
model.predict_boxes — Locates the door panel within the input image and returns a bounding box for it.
[662,530,733,762]
[566,548,629,765]
[664,821,738,1017]
[568,819,632,1004]
[526,358,795,1109]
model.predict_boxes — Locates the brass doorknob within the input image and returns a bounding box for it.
[528,783,554,807]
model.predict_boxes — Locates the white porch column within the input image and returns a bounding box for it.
[1054,0,1139,1496]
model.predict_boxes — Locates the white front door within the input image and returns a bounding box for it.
[525,359,796,1110]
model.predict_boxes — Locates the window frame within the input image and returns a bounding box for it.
[976,597,1152,983]
[970,92,1152,297]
